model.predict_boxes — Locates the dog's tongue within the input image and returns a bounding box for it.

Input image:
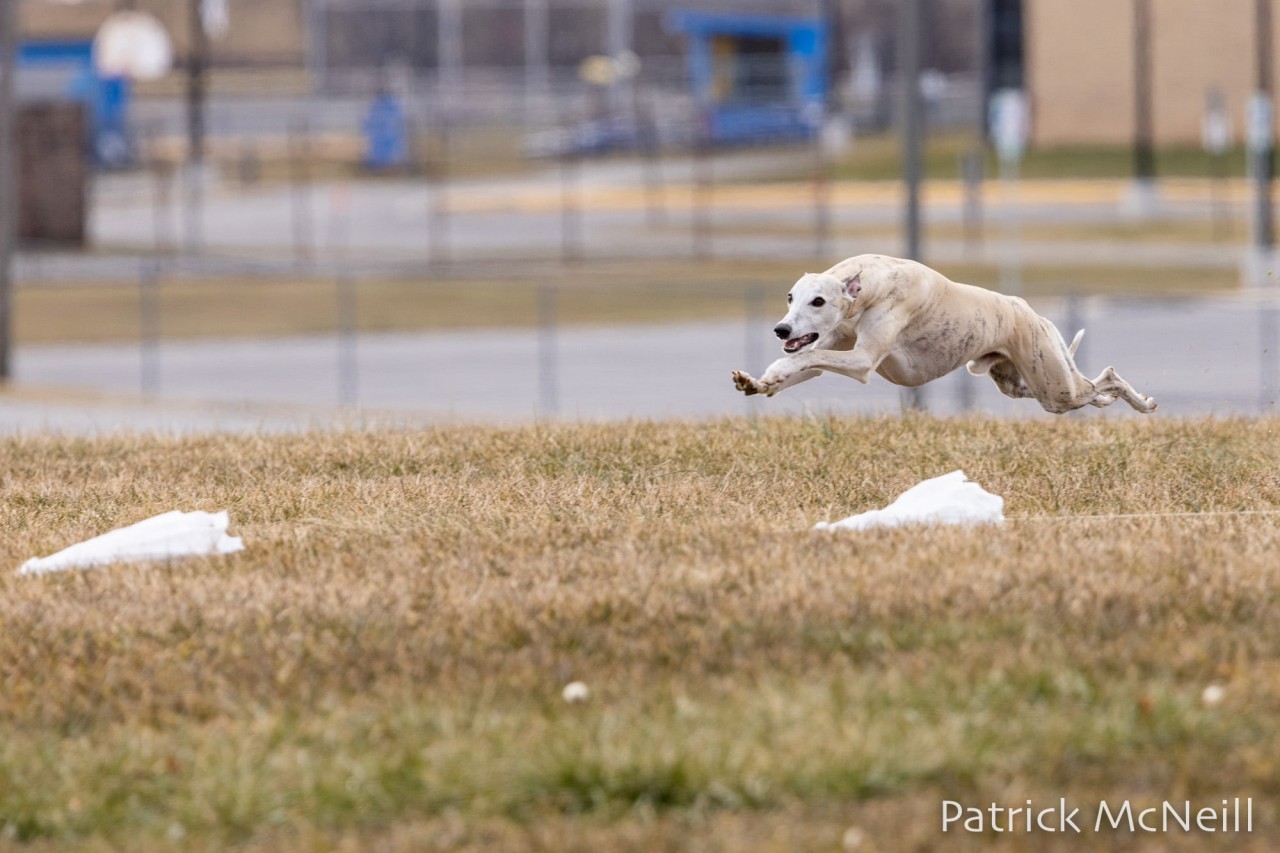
[785,334,815,352]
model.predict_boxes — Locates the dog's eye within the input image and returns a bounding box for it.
[811,297,825,307]
[787,294,793,304]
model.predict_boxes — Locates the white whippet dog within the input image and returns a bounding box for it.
[732,254,1157,415]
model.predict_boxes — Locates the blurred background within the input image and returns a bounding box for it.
[1,0,1279,432]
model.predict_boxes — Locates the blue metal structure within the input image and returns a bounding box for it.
[19,40,130,167]
[665,10,828,144]
[362,94,409,170]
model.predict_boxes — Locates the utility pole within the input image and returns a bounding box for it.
[1255,0,1274,252]
[813,0,841,260]
[187,0,207,166]
[899,0,925,411]
[1255,0,1277,410]
[976,0,991,133]
[900,0,923,263]
[1131,0,1155,188]
[0,0,15,381]
[185,0,208,253]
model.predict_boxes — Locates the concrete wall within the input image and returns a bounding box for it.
[1026,0,1280,147]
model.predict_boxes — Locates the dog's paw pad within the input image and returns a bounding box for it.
[732,371,760,395]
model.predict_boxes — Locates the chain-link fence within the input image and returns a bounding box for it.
[11,258,1280,431]
[8,0,1275,430]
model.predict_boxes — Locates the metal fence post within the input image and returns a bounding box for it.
[639,91,666,227]
[693,114,713,260]
[999,152,1022,297]
[955,358,975,414]
[139,262,161,396]
[813,123,832,261]
[289,117,314,270]
[428,121,451,270]
[182,156,204,257]
[183,0,208,257]
[337,275,358,406]
[327,183,352,266]
[961,148,984,257]
[538,281,559,416]
[1262,286,1278,412]
[148,123,176,256]
[1063,291,1086,416]
[899,0,926,413]
[1064,291,1085,366]
[559,121,582,264]
[744,285,766,417]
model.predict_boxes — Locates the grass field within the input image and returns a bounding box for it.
[15,260,798,345]
[819,134,1253,183]
[3,417,1279,851]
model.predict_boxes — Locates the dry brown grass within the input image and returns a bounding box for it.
[2,417,1280,851]
[16,255,1230,347]
[15,259,805,345]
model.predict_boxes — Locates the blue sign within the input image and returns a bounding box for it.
[19,40,131,167]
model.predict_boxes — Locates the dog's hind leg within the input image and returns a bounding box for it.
[1004,314,1145,414]
[1025,365,1154,414]
[985,359,1036,400]
[1089,366,1157,413]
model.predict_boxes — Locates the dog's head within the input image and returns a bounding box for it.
[773,272,860,354]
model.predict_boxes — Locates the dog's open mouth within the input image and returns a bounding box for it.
[783,333,819,353]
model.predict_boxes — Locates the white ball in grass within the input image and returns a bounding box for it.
[1201,684,1226,706]
[562,681,590,704]
[841,826,868,852]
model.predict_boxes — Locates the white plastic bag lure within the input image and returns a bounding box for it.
[18,510,244,575]
[814,471,1004,532]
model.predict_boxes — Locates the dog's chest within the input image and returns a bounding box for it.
[876,326,976,386]
[875,348,941,386]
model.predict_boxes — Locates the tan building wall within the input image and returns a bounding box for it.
[1026,0,1280,147]
[20,0,305,66]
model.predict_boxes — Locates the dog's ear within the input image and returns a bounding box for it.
[843,273,861,298]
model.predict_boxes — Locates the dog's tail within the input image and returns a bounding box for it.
[1068,328,1085,357]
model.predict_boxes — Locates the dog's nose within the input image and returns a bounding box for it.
[773,323,792,340]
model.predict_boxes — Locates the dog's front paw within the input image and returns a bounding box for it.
[732,370,763,396]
